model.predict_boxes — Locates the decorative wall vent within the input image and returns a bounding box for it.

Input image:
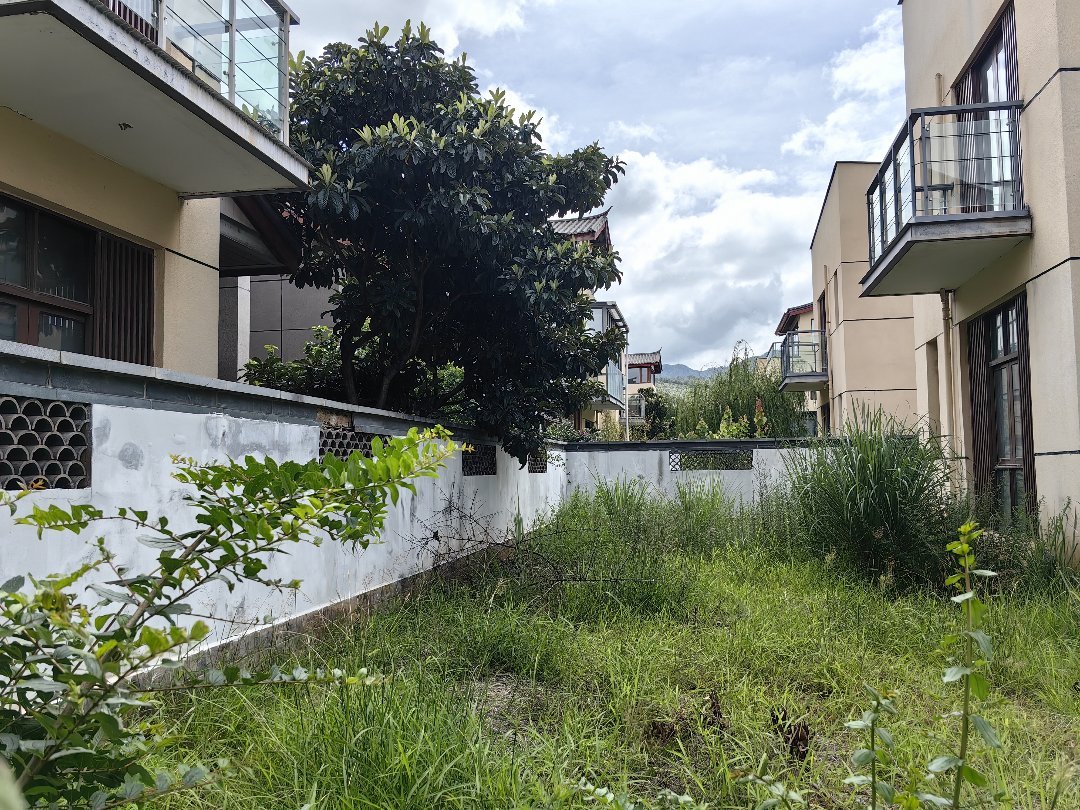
[319,426,391,459]
[527,452,549,474]
[669,448,753,472]
[462,443,497,476]
[0,396,90,490]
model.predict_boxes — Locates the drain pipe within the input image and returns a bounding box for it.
[940,289,960,487]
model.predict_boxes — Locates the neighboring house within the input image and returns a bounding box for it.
[551,209,629,437]
[627,350,662,426]
[0,0,309,378]
[578,300,629,435]
[778,163,920,435]
[774,303,825,434]
[858,0,1079,519]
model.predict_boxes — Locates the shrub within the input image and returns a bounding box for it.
[786,405,954,585]
[667,342,807,439]
[0,429,456,807]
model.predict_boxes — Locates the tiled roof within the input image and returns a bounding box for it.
[628,350,662,367]
[775,302,813,336]
[551,208,611,240]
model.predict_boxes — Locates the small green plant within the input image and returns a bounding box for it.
[934,520,1004,808]
[0,428,456,807]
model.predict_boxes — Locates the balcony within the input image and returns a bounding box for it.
[0,0,309,195]
[597,360,626,410]
[861,101,1032,297]
[779,330,827,393]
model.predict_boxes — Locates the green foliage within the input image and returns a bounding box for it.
[243,327,476,425]
[279,22,627,462]
[786,405,955,585]
[153,484,1078,808]
[666,344,807,439]
[0,428,456,807]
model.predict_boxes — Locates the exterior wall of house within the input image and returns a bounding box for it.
[0,106,222,378]
[897,0,1080,517]
[813,162,920,431]
[249,276,335,362]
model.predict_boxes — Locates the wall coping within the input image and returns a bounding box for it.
[0,340,479,436]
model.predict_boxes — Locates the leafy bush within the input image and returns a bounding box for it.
[0,428,455,807]
[666,343,807,439]
[786,406,954,585]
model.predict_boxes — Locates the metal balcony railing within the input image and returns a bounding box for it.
[103,0,291,138]
[780,330,826,381]
[867,101,1025,266]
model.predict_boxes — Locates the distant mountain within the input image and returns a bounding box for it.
[660,363,723,381]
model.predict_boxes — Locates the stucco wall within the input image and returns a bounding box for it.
[0,106,222,377]
[0,344,799,652]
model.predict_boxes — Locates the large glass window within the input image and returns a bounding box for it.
[983,297,1027,517]
[0,201,27,287]
[0,194,93,354]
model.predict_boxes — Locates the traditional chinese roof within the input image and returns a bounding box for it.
[551,208,612,247]
[628,350,663,373]
[775,303,813,336]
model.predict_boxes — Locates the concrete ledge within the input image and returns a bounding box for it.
[0,340,491,440]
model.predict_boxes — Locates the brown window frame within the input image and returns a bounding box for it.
[968,291,1035,518]
[0,192,155,364]
[0,194,95,353]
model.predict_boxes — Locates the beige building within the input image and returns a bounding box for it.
[0,0,309,378]
[779,162,920,434]
[626,350,662,427]
[858,0,1080,519]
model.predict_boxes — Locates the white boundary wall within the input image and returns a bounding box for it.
[0,345,798,647]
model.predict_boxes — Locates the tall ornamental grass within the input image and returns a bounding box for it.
[785,405,957,586]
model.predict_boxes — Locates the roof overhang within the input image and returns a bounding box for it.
[775,303,813,336]
[0,0,311,196]
[860,213,1033,297]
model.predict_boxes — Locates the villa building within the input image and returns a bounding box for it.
[551,210,629,437]
[0,0,309,378]
[774,302,824,433]
[777,163,920,436]
[627,350,663,427]
[860,0,1080,518]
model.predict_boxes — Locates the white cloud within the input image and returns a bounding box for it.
[606,121,662,145]
[782,8,905,163]
[606,151,819,367]
[290,0,559,58]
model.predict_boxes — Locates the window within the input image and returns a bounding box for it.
[968,292,1034,518]
[0,196,92,353]
[628,366,652,385]
[0,194,154,363]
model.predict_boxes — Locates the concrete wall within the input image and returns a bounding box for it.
[0,343,792,651]
[0,106,222,378]
[811,162,920,431]
[249,275,335,363]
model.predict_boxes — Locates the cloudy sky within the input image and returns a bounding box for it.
[287,0,906,369]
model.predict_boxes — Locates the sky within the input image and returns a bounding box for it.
[286,0,907,369]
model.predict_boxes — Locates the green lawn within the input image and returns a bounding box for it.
[154,483,1080,809]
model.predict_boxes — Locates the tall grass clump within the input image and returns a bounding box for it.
[667,342,808,439]
[786,405,954,585]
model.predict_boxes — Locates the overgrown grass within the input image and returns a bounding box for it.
[153,481,1079,809]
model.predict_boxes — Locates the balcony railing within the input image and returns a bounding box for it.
[780,330,827,385]
[867,101,1025,267]
[104,0,291,138]
[605,360,625,406]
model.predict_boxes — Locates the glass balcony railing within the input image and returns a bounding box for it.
[780,330,827,382]
[102,0,290,138]
[605,360,625,405]
[867,101,1025,266]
